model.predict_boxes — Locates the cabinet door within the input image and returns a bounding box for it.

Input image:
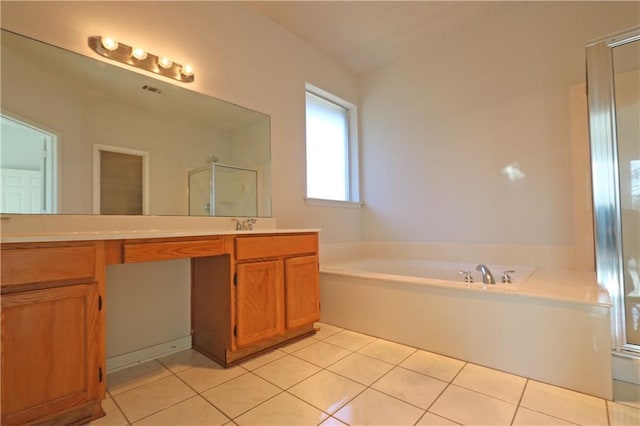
[1,283,102,425]
[236,260,284,347]
[285,255,320,329]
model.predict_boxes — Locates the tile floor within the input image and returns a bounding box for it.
[92,323,640,425]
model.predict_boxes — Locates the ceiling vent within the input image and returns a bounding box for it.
[141,85,162,94]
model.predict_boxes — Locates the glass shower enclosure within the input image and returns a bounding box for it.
[587,27,640,353]
[188,164,258,217]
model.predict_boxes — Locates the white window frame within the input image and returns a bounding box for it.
[304,82,361,207]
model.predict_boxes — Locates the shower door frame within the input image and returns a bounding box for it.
[586,27,640,354]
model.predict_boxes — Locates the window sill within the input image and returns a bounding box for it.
[304,198,364,209]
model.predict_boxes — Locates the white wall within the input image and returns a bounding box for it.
[359,2,639,268]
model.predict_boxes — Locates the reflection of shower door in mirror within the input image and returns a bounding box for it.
[214,165,258,217]
[188,164,258,217]
[93,144,149,215]
[188,166,213,216]
[587,28,640,353]
[0,114,57,213]
[614,39,640,347]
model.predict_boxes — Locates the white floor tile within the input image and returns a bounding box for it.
[279,336,318,354]
[291,340,351,367]
[112,375,196,422]
[324,330,377,351]
[512,407,574,425]
[313,322,344,340]
[252,355,321,389]
[608,400,640,426]
[289,370,366,414]
[239,349,287,371]
[357,339,417,365]
[429,384,517,426]
[400,350,465,383]
[201,373,281,418]
[97,328,622,426]
[176,363,247,393]
[520,380,608,425]
[328,352,394,386]
[333,388,425,425]
[415,411,459,425]
[319,416,348,426]
[107,360,172,396]
[157,349,214,373]
[234,392,328,425]
[453,363,526,404]
[372,366,447,409]
[89,397,128,425]
[133,395,228,425]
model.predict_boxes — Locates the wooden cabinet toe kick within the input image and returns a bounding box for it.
[194,324,317,368]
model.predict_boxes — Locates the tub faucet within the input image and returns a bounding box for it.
[476,264,496,285]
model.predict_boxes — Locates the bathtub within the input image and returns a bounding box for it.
[319,257,613,399]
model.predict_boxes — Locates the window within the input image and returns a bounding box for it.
[305,83,359,204]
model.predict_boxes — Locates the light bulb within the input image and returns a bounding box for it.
[100,37,119,51]
[181,64,194,77]
[131,48,147,60]
[157,57,173,69]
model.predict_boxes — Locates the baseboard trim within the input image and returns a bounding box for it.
[106,336,192,374]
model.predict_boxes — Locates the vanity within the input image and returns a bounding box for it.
[0,218,320,425]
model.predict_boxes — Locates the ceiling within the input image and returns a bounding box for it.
[248,1,523,74]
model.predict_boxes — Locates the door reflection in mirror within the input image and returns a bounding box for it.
[0,114,57,214]
[93,144,149,215]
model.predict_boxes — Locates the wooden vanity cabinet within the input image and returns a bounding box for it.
[0,241,106,426]
[190,232,320,367]
[0,231,320,424]
[284,254,321,329]
[235,260,285,346]
[230,233,320,361]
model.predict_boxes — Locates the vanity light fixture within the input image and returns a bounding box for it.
[88,35,194,83]
[100,36,119,51]
[157,56,173,69]
[131,47,148,61]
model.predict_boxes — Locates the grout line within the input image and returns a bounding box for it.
[508,378,530,425]
[215,372,285,421]
[106,390,133,426]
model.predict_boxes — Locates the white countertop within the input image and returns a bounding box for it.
[0,214,319,243]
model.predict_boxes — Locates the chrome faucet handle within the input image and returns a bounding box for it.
[231,218,242,231]
[241,217,256,230]
[458,271,474,283]
[502,270,515,284]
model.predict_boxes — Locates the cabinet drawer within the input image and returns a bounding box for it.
[235,234,317,260]
[1,243,97,288]
[123,236,226,263]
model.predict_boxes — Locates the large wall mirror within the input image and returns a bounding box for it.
[0,29,271,217]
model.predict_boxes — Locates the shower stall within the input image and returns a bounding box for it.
[586,27,640,354]
[188,164,258,217]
